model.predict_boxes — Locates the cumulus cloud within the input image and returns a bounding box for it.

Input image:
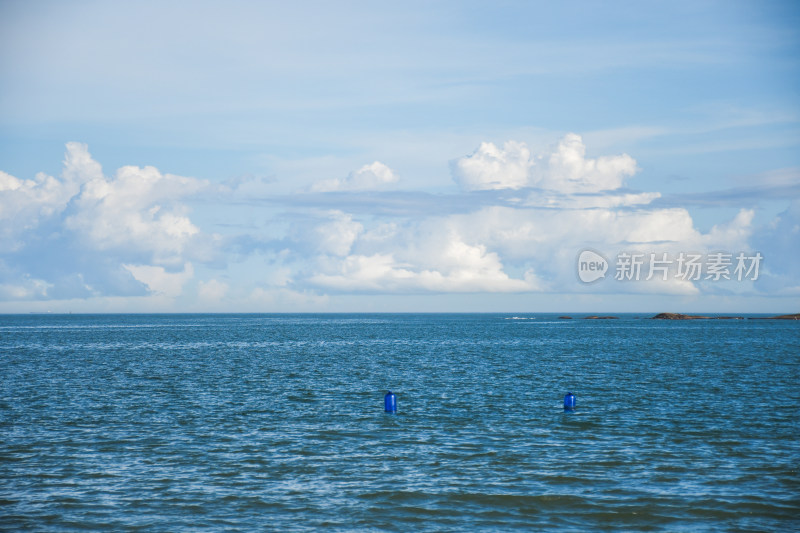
[0,142,212,301]
[0,165,83,251]
[62,147,208,266]
[296,199,757,296]
[309,249,540,293]
[311,161,398,192]
[451,133,637,194]
[450,141,532,191]
[540,133,637,193]
[443,205,707,296]
[304,215,544,293]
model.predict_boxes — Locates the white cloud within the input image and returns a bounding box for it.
[62,141,104,185]
[451,133,638,194]
[451,141,533,191]
[0,168,78,250]
[312,211,364,256]
[311,161,398,192]
[446,205,702,258]
[540,133,637,193]
[64,154,207,265]
[307,218,542,293]
[0,170,23,192]
[0,142,214,301]
[452,205,759,296]
[0,144,101,249]
[701,209,754,250]
[309,250,539,293]
[0,142,209,265]
[299,198,757,296]
[123,263,194,298]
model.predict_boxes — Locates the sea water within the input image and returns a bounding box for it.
[1,314,798,531]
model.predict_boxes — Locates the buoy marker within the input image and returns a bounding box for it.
[384,390,397,413]
[564,392,576,411]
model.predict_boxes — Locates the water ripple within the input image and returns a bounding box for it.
[1,314,798,531]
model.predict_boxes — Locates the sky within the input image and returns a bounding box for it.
[0,0,798,313]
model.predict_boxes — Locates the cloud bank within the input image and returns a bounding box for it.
[0,136,794,310]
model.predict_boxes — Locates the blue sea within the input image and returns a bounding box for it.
[1,313,798,531]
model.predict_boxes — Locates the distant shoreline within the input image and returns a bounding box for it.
[650,312,800,320]
[549,313,799,320]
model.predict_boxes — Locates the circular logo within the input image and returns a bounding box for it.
[577,249,608,283]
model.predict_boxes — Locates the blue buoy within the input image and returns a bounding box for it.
[564,392,576,411]
[384,391,397,413]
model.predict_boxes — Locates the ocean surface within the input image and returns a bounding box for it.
[1,313,798,531]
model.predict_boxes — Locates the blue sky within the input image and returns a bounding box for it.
[1,0,798,313]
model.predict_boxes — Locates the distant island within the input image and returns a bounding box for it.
[527,313,798,320]
[652,312,799,320]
